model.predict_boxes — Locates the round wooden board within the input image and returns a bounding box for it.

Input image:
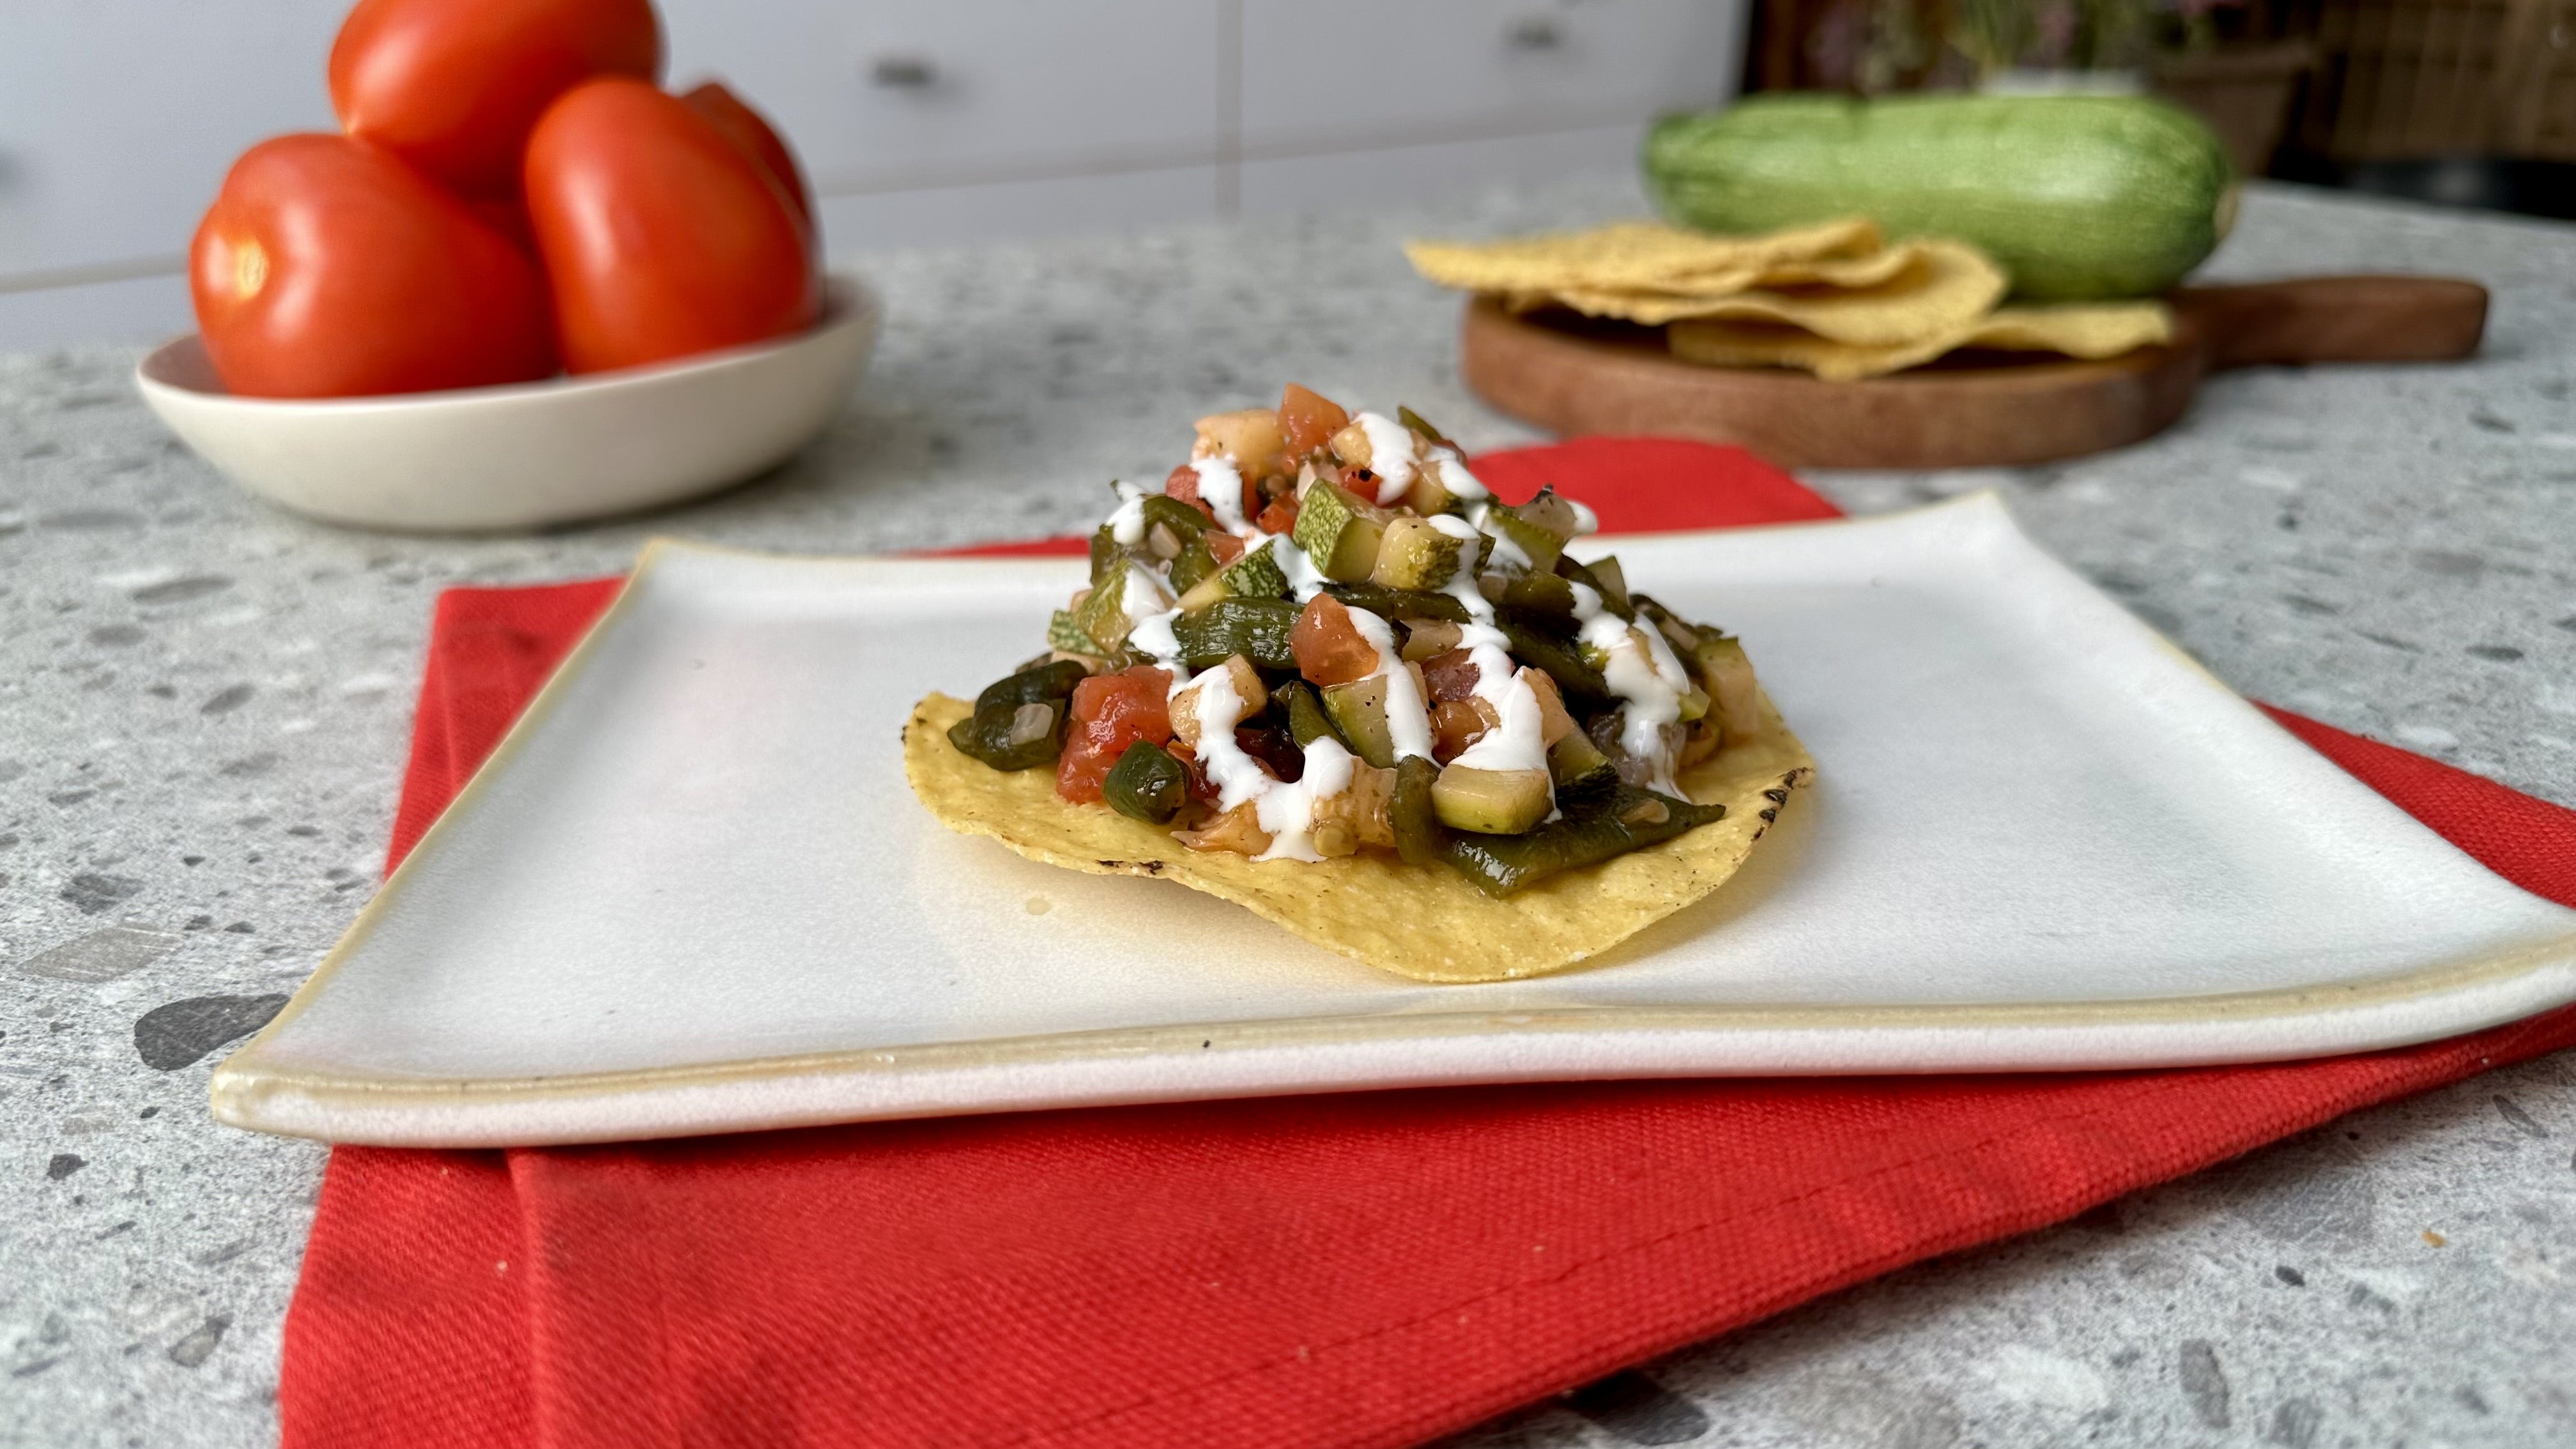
[1457,277,2489,470]
[1459,296,2207,470]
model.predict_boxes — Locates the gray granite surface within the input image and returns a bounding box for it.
[4,179,2573,1448]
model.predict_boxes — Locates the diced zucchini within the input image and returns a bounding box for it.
[1692,634,1761,744]
[1322,675,1398,769]
[1291,481,1388,583]
[1370,516,1464,592]
[1176,538,1291,611]
[1432,763,1554,835]
[1048,609,1107,658]
[1547,731,1617,797]
[1103,740,1190,824]
[1072,564,1164,649]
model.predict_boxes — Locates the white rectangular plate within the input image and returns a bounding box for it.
[211,495,2576,1146]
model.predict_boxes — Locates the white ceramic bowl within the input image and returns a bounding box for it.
[135,273,878,532]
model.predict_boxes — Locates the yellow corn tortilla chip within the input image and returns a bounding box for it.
[1496,241,1937,323]
[1668,301,2175,381]
[1542,240,2009,338]
[1404,218,1882,295]
[904,693,1814,983]
[1961,303,2177,357]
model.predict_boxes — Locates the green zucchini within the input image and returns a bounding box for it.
[1643,93,2233,301]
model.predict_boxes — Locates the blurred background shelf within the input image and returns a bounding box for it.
[1744,0,2576,215]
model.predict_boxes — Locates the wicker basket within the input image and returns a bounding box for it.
[2290,0,2576,162]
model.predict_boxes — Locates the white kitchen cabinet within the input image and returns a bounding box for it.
[662,0,1222,194]
[1239,0,1742,157]
[0,0,1744,347]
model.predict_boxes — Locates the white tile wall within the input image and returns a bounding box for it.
[0,0,1744,349]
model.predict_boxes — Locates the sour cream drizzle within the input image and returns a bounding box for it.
[1190,457,1259,537]
[1346,606,1434,763]
[1120,560,1176,627]
[1423,512,1554,783]
[1568,580,1691,794]
[1119,523,1388,855]
[1172,663,1357,862]
[1112,434,1599,851]
[1354,413,1418,505]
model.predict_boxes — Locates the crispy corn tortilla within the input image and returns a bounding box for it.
[905,693,1814,983]
[1531,240,2007,336]
[1667,301,2175,381]
[1404,218,1881,295]
[1501,245,1926,314]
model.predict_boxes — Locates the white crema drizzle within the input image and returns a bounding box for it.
[1119,521,1377,855]
[1353,412,1419,506]
[1568,581,1692,794]
[1344,606,1435,763]
[1174,663,1357,862]
[1423,512,1554,781]
[1190,457,1259,537]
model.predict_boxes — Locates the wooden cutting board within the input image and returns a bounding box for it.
[1459,277,2488,469]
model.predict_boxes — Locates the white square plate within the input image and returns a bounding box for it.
[211,494,2576,1146]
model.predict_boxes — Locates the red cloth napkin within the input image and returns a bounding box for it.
[282,440,2576,1449]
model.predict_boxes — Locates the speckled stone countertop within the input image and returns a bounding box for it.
[4,179,2572,1449]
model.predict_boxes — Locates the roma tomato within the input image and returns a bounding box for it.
[330,0,660,197]
[189,134,555,398]
[679,82,813,233]
[524,79,818,374]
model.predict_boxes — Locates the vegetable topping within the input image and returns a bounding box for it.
[944,385,1765,894]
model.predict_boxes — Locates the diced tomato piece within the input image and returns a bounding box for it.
[1290,595,1379,687]
[1277,383,1349,460]
[1430,700,1487,762]
[1256,496,1299,535]
[1056,665,1173,803]
[1163,464,1220,524]
[1206,530,1246,565]
[1420,647,1482,704]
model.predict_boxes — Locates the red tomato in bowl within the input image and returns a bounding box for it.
[679,81,814,233]
[330,0,661,197]
[188,134,555,398]
[524,79,818,374]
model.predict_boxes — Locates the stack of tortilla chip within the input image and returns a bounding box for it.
[1404,220,2173,383]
